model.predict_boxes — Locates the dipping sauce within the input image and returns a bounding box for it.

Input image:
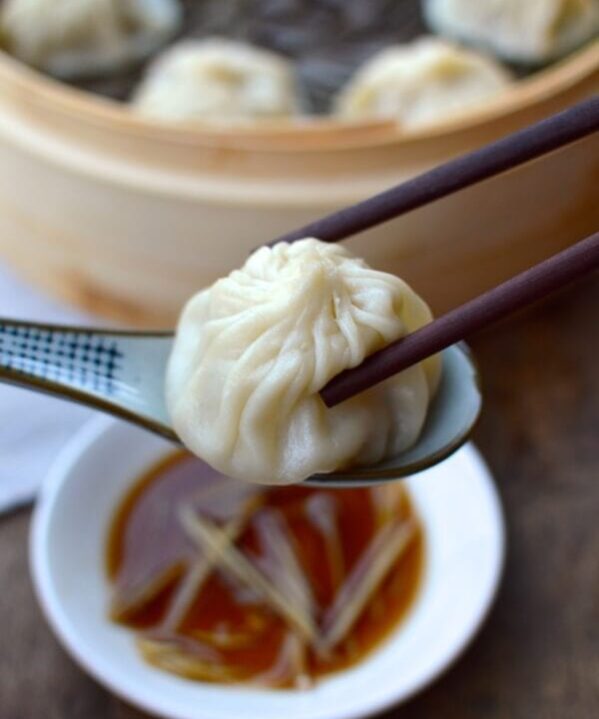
[107,452,424,688]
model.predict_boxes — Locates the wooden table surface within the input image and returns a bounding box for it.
[1,278,598,719]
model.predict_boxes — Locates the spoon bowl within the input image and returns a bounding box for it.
[0,318,481,486]
[317,343,481,487]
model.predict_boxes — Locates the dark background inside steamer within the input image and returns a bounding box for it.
[70,0,530,114]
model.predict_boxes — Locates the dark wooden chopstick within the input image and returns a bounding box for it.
[269,96,599,247]
[320,232,599,407]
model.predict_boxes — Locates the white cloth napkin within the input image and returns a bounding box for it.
[0,264,94,513]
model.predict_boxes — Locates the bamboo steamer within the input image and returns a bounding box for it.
[0,43,596,327]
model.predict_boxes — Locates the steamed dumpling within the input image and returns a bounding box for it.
[0,0,181,78]
[166,239,441,486]
[336,37,512,129]
[425,0,599,64]
[131,39,300,123]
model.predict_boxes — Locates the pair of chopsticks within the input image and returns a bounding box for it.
[269,96,599,408]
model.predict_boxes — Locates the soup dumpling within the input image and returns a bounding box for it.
[0,0,181,78]
[166,238,441,486]
[336,37,511,129]
[424,0,599,64]
[131,39,300,123]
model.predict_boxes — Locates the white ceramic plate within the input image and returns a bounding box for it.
[30,416,505,719]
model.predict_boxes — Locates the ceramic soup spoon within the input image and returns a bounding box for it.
[0,318,481,487]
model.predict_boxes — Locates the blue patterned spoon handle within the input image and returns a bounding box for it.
[0,318,177,440]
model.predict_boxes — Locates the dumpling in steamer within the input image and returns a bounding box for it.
[131,39,300,123]
[424,0,599,64]
[336,37,512,129]
[0,0,182,78]
[166,239,441,486]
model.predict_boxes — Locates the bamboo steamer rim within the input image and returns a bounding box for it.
[0,41,597,153]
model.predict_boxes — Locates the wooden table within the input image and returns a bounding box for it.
[1,278,598,719]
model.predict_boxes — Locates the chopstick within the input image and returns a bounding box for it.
[269,96,599,247]
[320,231,599,407]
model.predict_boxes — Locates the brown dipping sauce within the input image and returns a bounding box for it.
[107,452,424,688]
